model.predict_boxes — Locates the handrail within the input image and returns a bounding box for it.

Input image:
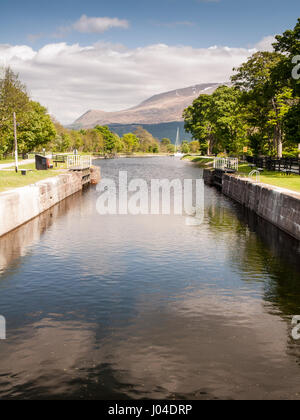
[214,157,239,171]
[67,155,92,169]
[248,170,260,183]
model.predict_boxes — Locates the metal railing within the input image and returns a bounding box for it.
[214,157,239,171]
[246,156,300,175]
[248,170,261,183]
[67,155,92,170]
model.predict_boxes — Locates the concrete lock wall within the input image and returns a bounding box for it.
[222,174,300,240]
[90,166,101,185]
[0,172,83,238]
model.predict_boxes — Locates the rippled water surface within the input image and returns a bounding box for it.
[0,157,300,400]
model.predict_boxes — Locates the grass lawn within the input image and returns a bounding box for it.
[238,164,300,193]
[183,156,214,165]
[0,158,16,164]
[0,167,65,192]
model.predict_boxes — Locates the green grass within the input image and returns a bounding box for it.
[0,158,15,164]
[237,164,300,193]
[2,161,68,170]
[0,167,65,192]
[183,155,214,165]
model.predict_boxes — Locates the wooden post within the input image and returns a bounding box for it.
[13,112,18,173]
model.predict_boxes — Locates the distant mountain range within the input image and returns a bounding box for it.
[70,83,225,142]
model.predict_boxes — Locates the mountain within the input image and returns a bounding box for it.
[107,122,193,143]
[70,83,226,142]
[72,83,224,128]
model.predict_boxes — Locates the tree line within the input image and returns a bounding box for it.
[183,18,300,158]
[0,67,178,157]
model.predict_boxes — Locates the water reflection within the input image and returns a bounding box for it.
[0,158,299,400]
[0,192,84,275]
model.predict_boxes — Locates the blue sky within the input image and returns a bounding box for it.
[0,1,299,123]
[1,0,298,48]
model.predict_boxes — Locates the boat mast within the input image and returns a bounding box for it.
[175,128,180,153]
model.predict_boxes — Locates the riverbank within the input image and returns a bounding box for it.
[0,166,100,237]
[204,168,300,240]
[237,164,300,193]
[182,156,214,166]
[0,168,65,192]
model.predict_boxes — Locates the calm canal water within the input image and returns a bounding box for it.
[0,157,300,400]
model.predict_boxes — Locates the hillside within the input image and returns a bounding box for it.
[72,83,224,130]
[108,122,193,143]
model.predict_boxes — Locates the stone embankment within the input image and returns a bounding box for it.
[203,169,300,240]
[0,166,101,237]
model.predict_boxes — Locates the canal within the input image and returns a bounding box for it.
[0,157,300,400]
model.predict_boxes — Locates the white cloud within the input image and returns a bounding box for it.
[73,15,130,33]
[0,38,266,124]
[254,35,276,52]
[52,15,130,38]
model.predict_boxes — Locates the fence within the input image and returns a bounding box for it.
[246,157,300,175]
[67,155,92,170]
[214,157,239,171]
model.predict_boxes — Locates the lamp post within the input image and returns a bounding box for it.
[13,112,18,173]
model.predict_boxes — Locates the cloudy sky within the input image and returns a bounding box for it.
[0,0,299,124]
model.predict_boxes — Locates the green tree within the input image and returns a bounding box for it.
[210,86,247,155]
[0,67,30,155]
[122,133,139,153]
[167,143,175,153]
[133,126,160,153]
[183,94,216,155]
[181,141,190,154]
[161,137,171,145]
[232,52,287,157]
[272,18,300,153]
[17,101,56,153]
[189,140,200,153]
[273,18,300,95]
[95,125,118,153]
[184,86,247,155]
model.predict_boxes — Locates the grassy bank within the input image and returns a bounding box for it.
[237,164,300,193]
[0,167,65,192]
[183,156,214,166]
[0,158,16,164]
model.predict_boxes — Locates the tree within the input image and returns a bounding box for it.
[161,138,171,146]
[17,101,56,153]
[273,18,300,153]
[209,86,247,155]
[122,133,139,153]
[0,67,30,155]
[183,94,215,155]
[181,141,190,154]
[95,125,118,153]
[273,17,300,95]
[184,86,247,155]
[232,52,287,157]
[133,126,160,153]
[160,138,172,153]
[189,140,200,153]
[167,143,175,153]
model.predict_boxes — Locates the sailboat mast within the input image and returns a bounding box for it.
[175,128,180,152]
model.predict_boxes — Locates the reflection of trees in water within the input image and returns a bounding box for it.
[207,200,300,367]
[207,200,300,316]
[0,191,84,275]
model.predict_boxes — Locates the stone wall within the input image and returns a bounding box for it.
[90,166,101,185]
[222,174,300,240]
[0,172,83,237]
[203,169,215,186]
